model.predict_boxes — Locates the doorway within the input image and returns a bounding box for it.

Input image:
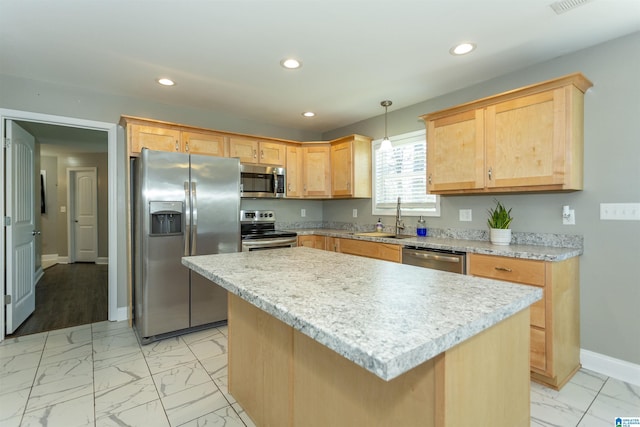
[0,109,119,342]
[68,167,99,263]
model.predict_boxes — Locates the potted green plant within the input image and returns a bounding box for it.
[487,199,513,245]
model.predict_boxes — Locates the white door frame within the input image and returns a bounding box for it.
[0,109,118,342]
[68,167,98,263]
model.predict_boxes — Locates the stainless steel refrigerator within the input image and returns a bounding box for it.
[133,148,240,343]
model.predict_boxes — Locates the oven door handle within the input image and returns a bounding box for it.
[242,238,297,249]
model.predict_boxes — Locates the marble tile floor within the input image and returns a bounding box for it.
[0,321,637,427]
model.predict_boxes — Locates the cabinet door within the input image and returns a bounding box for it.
[331,141,353,197]
[485,89,566,189]
[286,145,303,198]
[129,124,181,155]
[259,141,286,166]
[426,109,485,192]
[337,238,401,262]
[302,145,331,198]
[297,235,325,249]
[182,131,226,157]
[229,137,258,163]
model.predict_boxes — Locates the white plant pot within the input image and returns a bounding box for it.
[490,228,512,246]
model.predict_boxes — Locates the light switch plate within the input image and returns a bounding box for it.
[459,209,472,222]
[301,209,306,217]
[353,209,358,218]
[600,203,640,220]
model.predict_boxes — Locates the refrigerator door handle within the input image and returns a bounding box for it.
[191,181,197,255]
[184,182,190,256]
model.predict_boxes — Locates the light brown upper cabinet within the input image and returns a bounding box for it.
[286,145,304,198]
[330,135,372,198]
[421,73,593,194]
[182,131,226,157]
[124,117,227,157]
[301,144,332,198]
[229,137,286,167]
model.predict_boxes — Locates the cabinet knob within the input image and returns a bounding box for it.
[185,142,189,152]
[288,183,291,191]
[428,174,432,185]
[253,149,257,159]
[488,167,492,180]
[175,141,179,151]
[261,149,264,159]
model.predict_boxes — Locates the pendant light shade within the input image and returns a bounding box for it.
[380,100,393,152]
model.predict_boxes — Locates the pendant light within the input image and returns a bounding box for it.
[380,100,393,152]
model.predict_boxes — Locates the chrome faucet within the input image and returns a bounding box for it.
[395,196,405,235]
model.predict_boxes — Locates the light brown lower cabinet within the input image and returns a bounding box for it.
[468,253,580,389]
[297,235,326,250]
[314,236,401,263]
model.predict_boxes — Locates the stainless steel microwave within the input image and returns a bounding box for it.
[240,164,286,198]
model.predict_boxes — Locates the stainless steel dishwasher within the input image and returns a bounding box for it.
[402,246,466,274]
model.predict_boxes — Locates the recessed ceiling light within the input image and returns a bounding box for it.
[302,112,315,118]
[157,78,175,86]
[449,43,476,56]
[280,58,302,69]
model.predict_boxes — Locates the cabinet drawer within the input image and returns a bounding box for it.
[338,239,401,263]
[530,327,547,372]
[530,295,545,329]
[469,253,545,287]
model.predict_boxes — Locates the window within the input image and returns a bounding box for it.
[372,129,440,217]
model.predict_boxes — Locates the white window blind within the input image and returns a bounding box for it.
[372,129,440,217]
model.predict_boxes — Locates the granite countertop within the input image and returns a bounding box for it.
[294,228,582,261]
[182,247,542,381]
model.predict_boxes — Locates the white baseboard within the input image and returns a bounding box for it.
[41,254,58,269]
[581,348,640,386]
[96,257,109,265]
[34,267,44,285]
[57,256,70,264]
[116,306,129,322]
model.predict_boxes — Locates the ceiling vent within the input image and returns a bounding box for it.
[549,0,593,14]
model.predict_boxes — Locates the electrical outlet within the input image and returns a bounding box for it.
[60,206,66,213]
[562,209,575,225]
[301,209,306,217]
[459,209,472,222]
[600,203,640,220]
[352,209,358,218]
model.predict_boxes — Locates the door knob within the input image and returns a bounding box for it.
[32,230,41,235]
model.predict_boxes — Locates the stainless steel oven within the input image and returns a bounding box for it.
[240,164,286,199]
[240,210,297,251]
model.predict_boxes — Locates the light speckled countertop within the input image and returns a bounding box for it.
[182,247,542,381]
[294,229,582,261]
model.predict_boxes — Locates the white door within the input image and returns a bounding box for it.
[71,168,98,262]
[5,120,37,333]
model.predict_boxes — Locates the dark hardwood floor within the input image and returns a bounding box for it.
[7,263,108,338]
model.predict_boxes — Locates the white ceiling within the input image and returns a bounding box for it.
[2,0,639,137]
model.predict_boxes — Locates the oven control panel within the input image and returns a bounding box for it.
[240,210,275,223]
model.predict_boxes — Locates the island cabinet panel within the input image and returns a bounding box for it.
[468,253,580,389]
[297,235,326,249]
[228,295,293,426]
[422,73,592,194]
[228,293,531,427]
[330,135,372,198]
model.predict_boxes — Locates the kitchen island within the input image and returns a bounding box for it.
[183,247,542,427]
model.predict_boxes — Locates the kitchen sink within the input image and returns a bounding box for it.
[354,232,413,239]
